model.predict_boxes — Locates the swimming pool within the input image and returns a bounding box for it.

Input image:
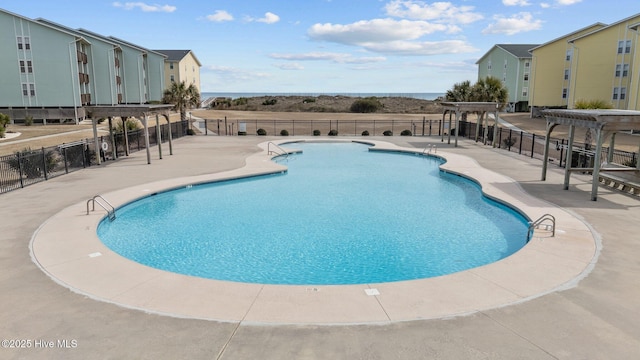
[98,142,529,285]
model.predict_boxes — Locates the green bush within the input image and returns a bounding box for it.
[350,97,382,113]
[6,148,58,179]
[383,130,393,136]
[303,98,316,103]
[24,116,33,126]
[0,113,9,138]
[400,129,412,136]
[238,131,247,136]
[502,137,517,148]
[233,97,248,106]
[186,128,196,136]
[328,129,338,136]
[115,119,141,132]
[313,129,321,136]
[361,130,370,136]
[280,129,289,136]
[262,98,278,106]
[574,99,613,109]
[257,128,267,136]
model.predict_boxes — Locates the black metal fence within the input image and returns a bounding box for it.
[0,120,189,194]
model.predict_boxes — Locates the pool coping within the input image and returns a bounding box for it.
[30,139,598,325]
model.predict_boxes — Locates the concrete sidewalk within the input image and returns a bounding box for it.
[1,135,639,359]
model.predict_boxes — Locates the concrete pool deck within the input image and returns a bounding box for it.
[2,135,639,359]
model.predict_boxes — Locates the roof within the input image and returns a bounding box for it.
[475,44,538,64]
[529,23,606,52]
[569,13,640,43]
[154,50,202,66]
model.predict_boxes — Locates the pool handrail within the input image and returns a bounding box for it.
[87,195,116,221]
[527,213,555,240]
[267,142,289,161]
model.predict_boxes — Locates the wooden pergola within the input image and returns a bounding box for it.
[540,109,640,201]
[440,102,500,147]
[86,104,174,165]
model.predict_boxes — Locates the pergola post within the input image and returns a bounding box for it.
[156,114,162,160]
[492,111,499,148]
[541,121,557,181]
[122,117,130,156]
[143,114,151,164]
[563,124,575,190]
[166,113,173,155]
[591,128,605,201]
[92,118,101,165]
[454,109,460,147]
[607,133,616,163]
[108,116,117,160]
[474,112,482,142]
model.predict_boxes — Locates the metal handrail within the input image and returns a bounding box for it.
[87,195,116,221]
[527,213,555,240]
[422,144,437,154]
[267,142,289,160]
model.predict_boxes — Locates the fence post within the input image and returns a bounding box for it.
[41,147,48,180]
[63,147,69,174]
[531,134,535,158]
[519,131,523,154]
[508,129,513,151]
[422,117,425,136]
[17,152,24,188]
[559,139,565,167]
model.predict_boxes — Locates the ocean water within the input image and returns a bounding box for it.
[98,142,529,285]
[201,92,445,101]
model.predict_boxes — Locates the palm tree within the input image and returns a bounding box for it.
[163,81,200,120]
[471,76,508,110]
[445,80,473,102]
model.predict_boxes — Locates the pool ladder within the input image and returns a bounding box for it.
[422,144,437,154]
[267,142,289,161]
[87,195,116,221]
[527,213,555,240]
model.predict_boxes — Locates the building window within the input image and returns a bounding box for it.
[170,75,175,82]
[523,73,529,81]
[169,62,174,69]
[618,40,632,54]
[522,87,528,97]
[25,37,30,50]
[621,87,626,100]
[22,83,35,96]
[525,61,530,68]
[17,36,23,50]
[562,88,568,99]
[623,64,629,77]
[566,49,572,61]
[615,64,621,77]
[564,69,570,80]
[613,87,619,100]
[19,60,25,73]
[487,60,492,70]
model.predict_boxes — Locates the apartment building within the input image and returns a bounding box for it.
[0,8,166,124]
[476,44,538,112]
[155,50,202,94]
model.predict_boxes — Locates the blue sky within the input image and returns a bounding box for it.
[2,0,639,93]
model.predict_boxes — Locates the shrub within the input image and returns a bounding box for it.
[24,116,33,126]
[502,137,517,148]
[257,128,267,136]
[328,129,338,136]
[0,113,9,138]
[313,129,321,136]
[233,97,248,106]
[400,129,412,136]
[574,99,613,109]
[262,98,278,106]
[303,98,316,103]
[6,147,58,179]
[186,128,196,136]
[623,158,638,167]
[383,130,393,136]
[350,97,383,113]
[115,118,141,133]
[280,129,289,136]
[361,130,370,136]
[238,131,247,136]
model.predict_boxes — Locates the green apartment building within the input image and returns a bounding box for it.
[476,44,538,112]
[0,8,167,124]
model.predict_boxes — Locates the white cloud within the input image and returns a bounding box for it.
[502,0,531,5]
[269,52,386,64]
[206,10,233,22]
[384,0,483,24]
[482,12,542,35]
[258,12,280,24]
[203,65,271,81]
[112,2,176,12]
[309,19,455,44]
[273,63,304,70]
[556,0,582,4]
[540,3,551,8]
[361,39,478,56]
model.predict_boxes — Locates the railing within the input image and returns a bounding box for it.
[86,195,116,221]
[422,144,437,154]
[527,213,555,240]
[267,142,289,161]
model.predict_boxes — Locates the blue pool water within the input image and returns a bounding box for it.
[98,142,529,285]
